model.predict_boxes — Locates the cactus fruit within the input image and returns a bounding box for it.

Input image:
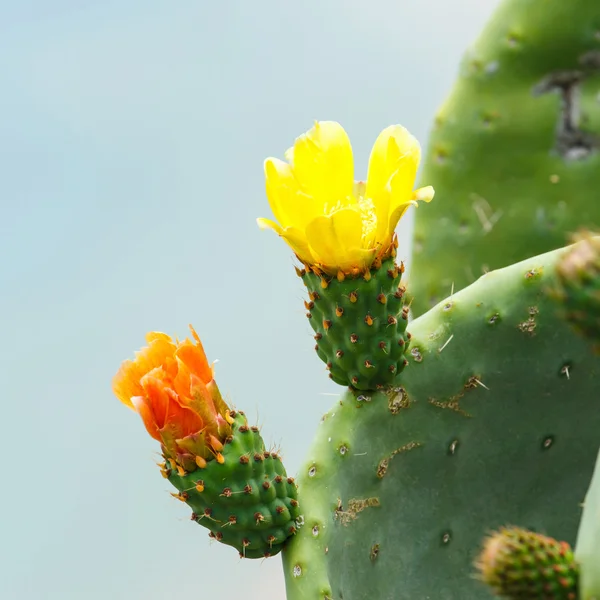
[167,411,300,558]
[553,231,600,353]
[476,527,578,599]
[575,447,600,600]
[410,0,600,315]
[300,255,410,390]
[282,241,600,600]
[112,327,299,558]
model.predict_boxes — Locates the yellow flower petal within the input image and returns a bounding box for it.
[305,208,367,272]
[366,125,421,242]
[256,217,283,234]
[387,186,436,238]
[280,226,314,264]
[388,203,414,239]
[264,158,300,229]
[264,158,322,230]
[257,218,313,264]
[292,121,354,207]
[413,185,435,202]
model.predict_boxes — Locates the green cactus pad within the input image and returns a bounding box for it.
[283,240,600,599]
[576,447,600,600]
[167,412,300,558]
[410,0,600,316]
[554,231,600,353]
[477,527,578,599]
[301,256,410,390]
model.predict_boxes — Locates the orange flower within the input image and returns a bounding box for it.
[113,326,233,472]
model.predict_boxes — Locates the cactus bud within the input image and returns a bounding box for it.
[476,527,578,599]
[554,231,600,353]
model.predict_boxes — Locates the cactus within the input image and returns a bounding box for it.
[409,0,600,315]
[476,527,578,600]
[111,0,600,598]
[280,241,600,600]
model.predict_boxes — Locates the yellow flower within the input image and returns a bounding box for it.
[257,121,434,275]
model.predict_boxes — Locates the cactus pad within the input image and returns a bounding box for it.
[410,0,600,315]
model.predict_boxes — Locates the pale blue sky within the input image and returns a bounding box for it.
[1,1,498,598]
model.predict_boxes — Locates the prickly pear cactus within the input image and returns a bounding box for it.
[111,1,600,598]
[410,0,600,315]
[282,242,600,600]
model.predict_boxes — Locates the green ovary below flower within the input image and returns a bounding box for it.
[257,121,434,276]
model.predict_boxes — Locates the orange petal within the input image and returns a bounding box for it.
[112,335,177,408]
[133,336,177,375]
[112,360,144,409]
[146,332,173,344]
[131,395,162,442]
[176,340,212,384]
[141,376,204,449]
[140,375,172,429]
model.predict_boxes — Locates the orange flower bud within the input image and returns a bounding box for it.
[112,325,232,470]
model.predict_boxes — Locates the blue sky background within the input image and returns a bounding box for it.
[1,1,498,598]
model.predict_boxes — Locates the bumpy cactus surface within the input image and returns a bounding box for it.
[410,0,600,315]
[167,412,300,558]
[302,255,410,390]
